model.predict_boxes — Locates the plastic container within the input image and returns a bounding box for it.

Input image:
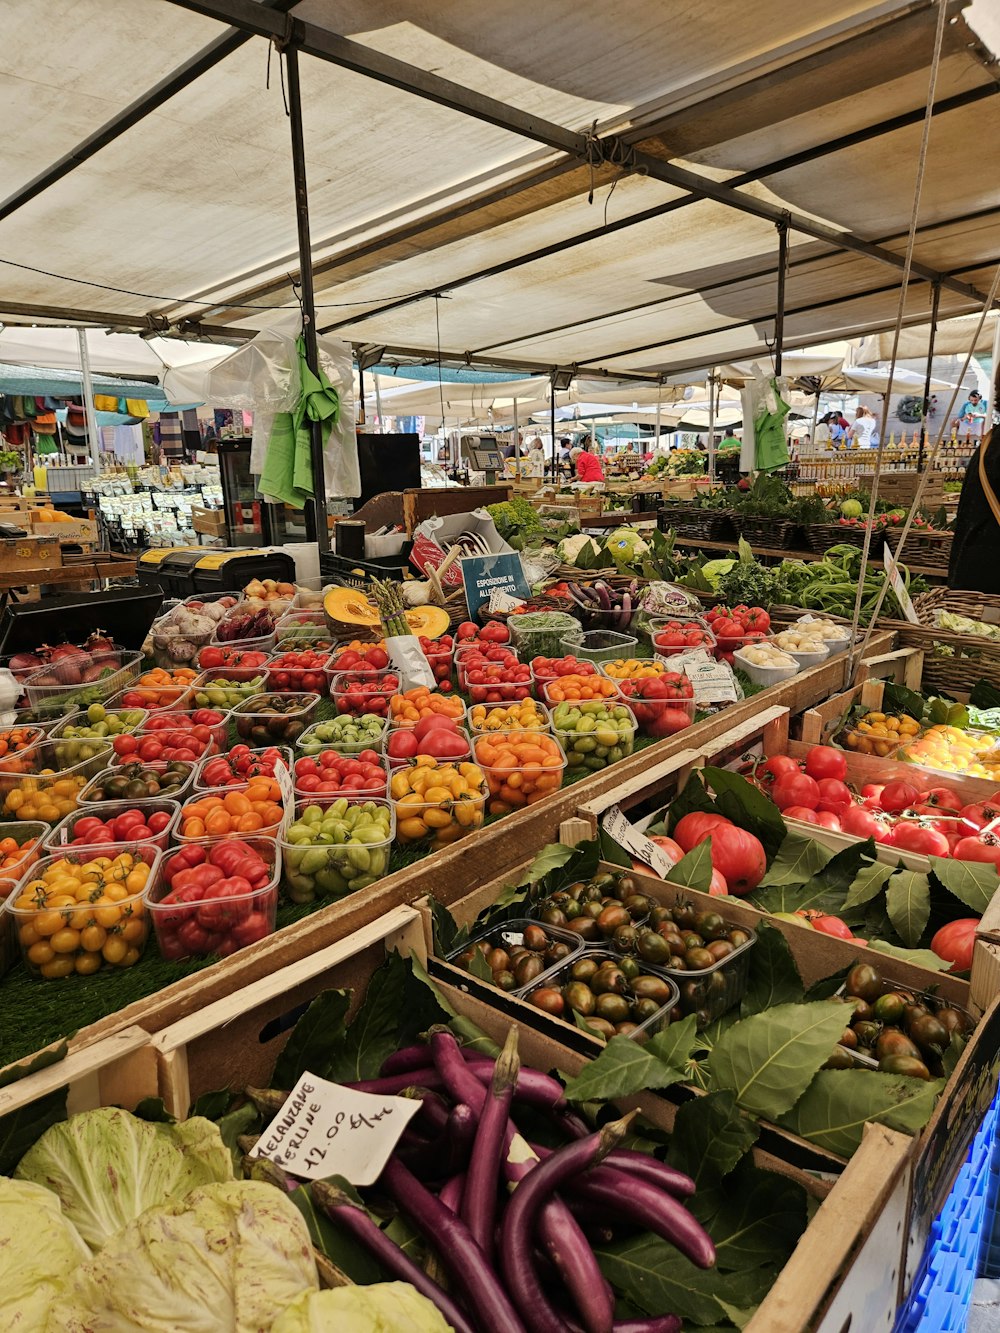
[472,730,568,813]
[189,669,269,709]
[0,821,47,898]
[265,651,334,696]
[599,658,668,683]
[654,926,755,1025]
[467,701,550,735]
[297,714,389,756]
[770,632,831,668]
[0,726,46,774]
[455,647,521,691]
[388,695,467,730]
[792,615,853,654]
[44,799,181,855]
[384,728,473,770]
[732,645,800,686]
[650,622,718,658]
[149,627,215,670]
[445,917,584,993]
[23,649,144,719]
[6,844,159,978]
[135,708,230,752]
[509,613,583,660]
[391,773,488,851]
[616,691,697,739]
[273,609,332,648]
[566,631,637,664]
[539,674,622,706]
[549,700,637,773]
[79,760,197,805]
[292,751,388,802]
[0,749,115,823]
[212,607,278,655]
[530,657,601,690]
[522,948,681,1045]
[231,692,321,746]
[145,837,280,961]
[174,780,287,844]
[281,798,395,901]
[104,680,194,716]
[422,642,454,689]
[712,629,775,663]
[330,669,401,718]
[194,746,293,791]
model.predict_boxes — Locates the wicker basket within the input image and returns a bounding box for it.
[802,522,868,553]
[731,515,802,550]
[659,507,736,542]
[902,530,952,573]
[888,588,1000,694]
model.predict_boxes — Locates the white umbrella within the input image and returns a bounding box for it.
[838,365,960,395]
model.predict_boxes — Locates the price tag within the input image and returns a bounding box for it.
[883,542,919,624]
[489,588,525,613]
[249,1071,421,1184]
[602,804,674,879]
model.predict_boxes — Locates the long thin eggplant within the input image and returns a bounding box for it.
[570,1168,715,1269]
[500,1115,633,1333]
[604,1149,696,1199]
[380,1044,437,1076]
[462,1026,518,1263]
[245,1086,289,1116]
[311,1180,476,1333]
[447,1101,478,1174]
[439,1171,466,1214]
[464,1053,566,1109]
[381,1155,526,1333]
[556,1108,592,1140]
[400,1085,452,1135]
[347,1068,443,1095]
[430,1027,613,1333]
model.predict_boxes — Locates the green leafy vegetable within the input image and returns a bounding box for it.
[273,1284,453,1332]
[886,869,931,948]
[778,1070,944,1156]
[0,1177,89,1328]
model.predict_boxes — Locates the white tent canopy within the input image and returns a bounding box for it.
[855,311,1000,363]
[838,364,960,395]
[0,326,235,380]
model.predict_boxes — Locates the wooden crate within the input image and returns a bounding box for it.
[0,1026,157,1120]
[28,515,98,544]
[799,646,924,744]
[877,470,947,509]
[0,534,61,574]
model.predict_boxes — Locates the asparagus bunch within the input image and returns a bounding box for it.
[370,577,412,638]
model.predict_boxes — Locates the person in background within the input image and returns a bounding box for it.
[524,436,546,477]
[502,431,522,460]
[950,427,1000,592]
[721,426,738,443]
[956,389,988,438]
[570,444,605,483]
[827,411,849,446]
[849,406,878,449]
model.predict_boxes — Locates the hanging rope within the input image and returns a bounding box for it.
[845,0,950,681]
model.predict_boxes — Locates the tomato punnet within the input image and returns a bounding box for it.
[952,837,1000,868]
[930,918,980,972]
[878,781,921,814]
[890,824,952,857]
[771,772,821,811]
[673,812,731,852]
[702,824,766,895]
[155,838,275,960]
[804,746,847,782]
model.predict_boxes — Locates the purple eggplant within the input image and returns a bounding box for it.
[462,1026,519,1264]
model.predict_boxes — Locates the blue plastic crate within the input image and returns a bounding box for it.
[978,1098,1000,1280]
[895,1088,1000,1332]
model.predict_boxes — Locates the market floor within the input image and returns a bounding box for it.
[968,1279,1000,1329]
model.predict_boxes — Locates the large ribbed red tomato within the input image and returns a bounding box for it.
[930,918,980,972]
[701,825,767,895]
[673,812,731,852]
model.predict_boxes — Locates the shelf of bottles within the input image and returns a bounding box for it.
[791,428,974,494]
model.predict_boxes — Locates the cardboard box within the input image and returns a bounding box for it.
[191,506,226,537]
[0,534,61,574]
[28,515,98,543]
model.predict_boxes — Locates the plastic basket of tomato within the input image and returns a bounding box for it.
[650,619,717,657]
[145,838,279,961]
[529,655,601,686]
[539,674,621,706]
[419,634,454,688]
[0,726,46,776]
[326,641,391,677]
[616,674,696,738]
[231,692,321,746]
[195,645,271,676]
[0,823,46,898]
[175,777,287,842]
[472,730,568,815]
[703,606,773,661]
[390,759,488,850]
[266,648,333,695]
[292,749,388,801]
[44,800,180,855]
[6,846,158,979]
[189,670,268,710]
[79,760,197,805]
[0,752,112,824]
[467,701,550,735]
[457,650,533,705]
[112,709,228,765]
[111,666,200,712]
[384,721,472,769]
[280,799,394,901]
[388,688,465,730]
[330,670,400,719]
[195,746,291,791]
[454,622,512,652]
[273,610,333,651]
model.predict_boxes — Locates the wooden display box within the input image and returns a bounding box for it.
[0,534,61,574]
[402,484,512,535]
[29,515,98,543]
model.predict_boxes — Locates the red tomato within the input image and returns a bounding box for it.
[952,837,1000,868]
[804,746,847,782]
[958,802,1000,833]
[816,778,852,814]
[840,805,882,839]
[420,729,470,760]
[920,787,963,813]
[708,868,729,896]
[813,811,843,831]
[810,914,854,940]
[673,812,731,852]
[783,805,819,824]
[704,824,767,895]
[891,824,951,857]
[771,772,821,811]
[879,781,921,814]
[930,918,980,972]
[761,755,800,782]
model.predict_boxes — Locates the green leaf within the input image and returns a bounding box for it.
[273,989,351,1088]
[666,841,714,892]
[942,1032,966,1079]
[327,954,414,1083]
[883,682,927,721]
[757,832,833,887]
[886,869,931,948]
[666,1089,759,1191]
[970,680,1000,710]
[703,767,787,863]
[429,898,462,955]
[867,939,951,971]
[563,1034,689,1102]
[0,1040,68,1089]
[600,826,634,868]
[645,1013,701,1069]
[751,879,844,917]
[521,840,580,885]
[707,1002,851,1121]
[467,948,494,983]
[667,771,721,835]
[131,1097,176,1123]
[291,1181,389,1285]
[191,1089,232,1120]
[741,923,804,1017]
[843,860,897,911]
[929,857,999,915]
[815,839,878,898]
[694,1155,807,1272]
[397,953,454,1046]
[778,1069,944,1157]
[0,1087,67,1175]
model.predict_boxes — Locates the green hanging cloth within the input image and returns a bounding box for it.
[260,336,341,507]
[753,378,791,472]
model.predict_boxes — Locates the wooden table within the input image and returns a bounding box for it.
[0,552,137,608]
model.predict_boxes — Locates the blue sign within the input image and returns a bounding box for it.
[460,552,530,621]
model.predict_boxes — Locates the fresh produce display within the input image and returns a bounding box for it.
[196,645,270,673]
[292,749,387,798]
[568,579,639,631]
[22,640,140,719]
[327,640,390,673]
[900,724,1000,779]
[454,620,511,649]
[112,708,227,762]
[297,713,386,755]
[53,713,143,768]
[473,731,567,813]
[528,654,598,682]
[191,671,267,708]
[830,961,974,1079]
[0,725,44,772]
[197,745,290,789]
[117,665,199,710]
[177,777,285,840]
[652,619,716,655]
[390,759,487,848]
[386,716,471,764]
[772,626,832,660]
[243,576,297,609]
[9,849,153,977]
[266,648,331,694]
[526,949,678,1041]
[214,603,278,643]
[330,669,400,717]
[840,709,923,756]
[617,673,695,737]
[0,829,43,895]
[468,700,549,733]
[528,867,656,934]
[389,687,465,728]
[457,647,532,704]
[673,811,768,894]
[148,595,240,664]
[601,657,666,680]
[541,672,620,703]
[449,919,579,989]
[232,692,319,744]
[81,760,195,803]
[420,633,454,686]
[777,543,924,622]
[507,611,581,658]
[282,799,394,900]
[2,770,92,822]
[148,838,278,959]
[49,803,176,851]
[549,700,636,772]
[734,642,799,677]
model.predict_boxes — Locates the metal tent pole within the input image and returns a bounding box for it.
[918,280,941,472]
[284,43,330,551]
[513,398,521,480]
[76,329,102,466]
[550,379,557,480]
[774,220,789,377]
[373,373,385,432]
[707,370,717,481]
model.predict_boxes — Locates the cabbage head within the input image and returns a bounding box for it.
[273,1284,453,1333]
[606,527,649,562]
[45,1180,317,1333]
[16,1106,233,1252]
[701,558,736,589]
[0,1177,90,1329]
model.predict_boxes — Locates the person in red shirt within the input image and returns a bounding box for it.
[570,445,605,483]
